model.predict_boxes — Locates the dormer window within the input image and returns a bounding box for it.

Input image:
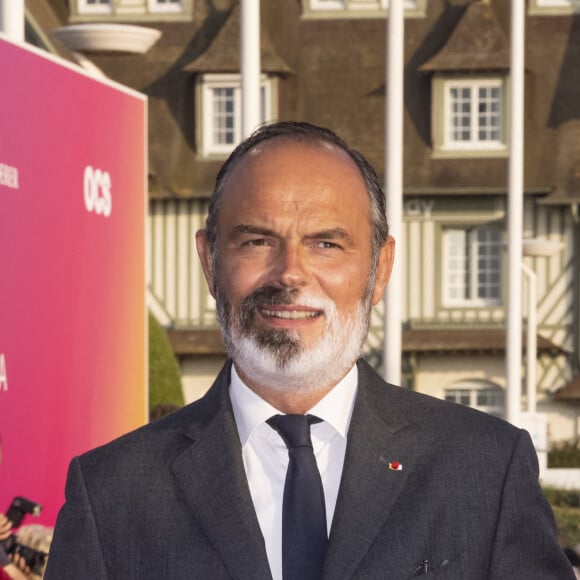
[197,74,276,158]
[432,76,508,157]
[420,2,510,159]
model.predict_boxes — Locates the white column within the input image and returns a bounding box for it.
[240,0,261,139]
[0,0,25,42]
[383,0,404,385]
[505,0,525,425]
[521,263,537,413]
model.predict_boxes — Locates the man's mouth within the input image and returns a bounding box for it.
[260,308,322,320]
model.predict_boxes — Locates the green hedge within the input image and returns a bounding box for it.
[543,487,580,508]
[549,440,580,468]
[148,312,184,412]
[552,506,580,548]
[544,487,580,548]
[544,440,580,547]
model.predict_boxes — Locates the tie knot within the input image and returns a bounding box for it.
[267,414,321,449]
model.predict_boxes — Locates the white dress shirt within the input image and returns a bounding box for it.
[229,365,358,580]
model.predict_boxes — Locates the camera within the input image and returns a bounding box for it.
[5,497,42,529]
[1,497,48,575]
[1,534,47,576]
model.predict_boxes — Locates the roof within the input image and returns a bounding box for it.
[553,376,580,401]
[167,327,566,356]
[25,0,78,63]
[420,1,509,72]
[540,160,580,206]
[403,186,551,197]
[168,329,225,355]
[39,0,580,200]
[402,328,565,355]
[183,4,293,75]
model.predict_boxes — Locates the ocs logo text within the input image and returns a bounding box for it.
[84,166,112,217]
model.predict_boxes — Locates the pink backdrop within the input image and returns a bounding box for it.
[0,38,147,526]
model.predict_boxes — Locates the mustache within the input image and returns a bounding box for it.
[240,286,305,332]
[241,286,300,313]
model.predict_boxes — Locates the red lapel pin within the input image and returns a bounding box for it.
[388,461,403,471]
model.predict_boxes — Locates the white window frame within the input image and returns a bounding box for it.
[310,0,419,9]
[305,0,424,18]
[431,75,509,159]
[443,78,505,152]
[310,0,345,9]
[199,74,274,158]
[148,0,182,13]
[78,0,112,15]
[77,0,190,17]
[444,381,504,417]
[380,0,419,8]
[529,0,574,13]
[442,226,502,307]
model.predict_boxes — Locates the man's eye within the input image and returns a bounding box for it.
[243,238,268,247]
[315,241,340,249]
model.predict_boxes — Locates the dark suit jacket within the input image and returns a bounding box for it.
[44,359,574,579]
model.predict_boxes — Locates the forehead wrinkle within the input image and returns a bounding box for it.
[220,224,279,251]
[217,141,373,240]
[307,227,354,243]
[230,224,277,238]
[227,194,365,239]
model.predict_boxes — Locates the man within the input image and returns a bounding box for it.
[45,122,574,579]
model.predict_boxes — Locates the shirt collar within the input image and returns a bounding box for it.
[229,363,359,447]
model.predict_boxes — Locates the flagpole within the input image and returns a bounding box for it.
[506,0,525,425]
[240,0,261,139]
[383,0,404,386]
[0,0,25,42]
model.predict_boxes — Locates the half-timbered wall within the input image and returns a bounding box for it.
[147,198,216,328]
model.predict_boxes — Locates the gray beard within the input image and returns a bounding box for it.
[215,285,372,395]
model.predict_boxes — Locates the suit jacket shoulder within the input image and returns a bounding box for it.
[320,359,574,580]
[81,361,232,469]
[45,361,273,580]
[357,357,519,445]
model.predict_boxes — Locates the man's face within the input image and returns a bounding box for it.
[197,140,394,391]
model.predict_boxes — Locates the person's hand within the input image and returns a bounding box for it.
[9,554,30,576]
[2,562,29,580]
[0,514,12,541]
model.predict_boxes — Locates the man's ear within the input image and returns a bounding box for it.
[195,229,216,298]
[371,235,395,306]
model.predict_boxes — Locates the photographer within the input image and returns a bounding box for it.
[1,514,29,580]
[0,436,29,580]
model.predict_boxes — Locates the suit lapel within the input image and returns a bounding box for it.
[170,359,420,580]
[323,361,419,580]
[172,364,273,580]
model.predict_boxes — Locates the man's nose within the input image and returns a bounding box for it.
[270,243,308,287]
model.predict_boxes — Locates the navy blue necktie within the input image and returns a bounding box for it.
[267,414,327,580]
